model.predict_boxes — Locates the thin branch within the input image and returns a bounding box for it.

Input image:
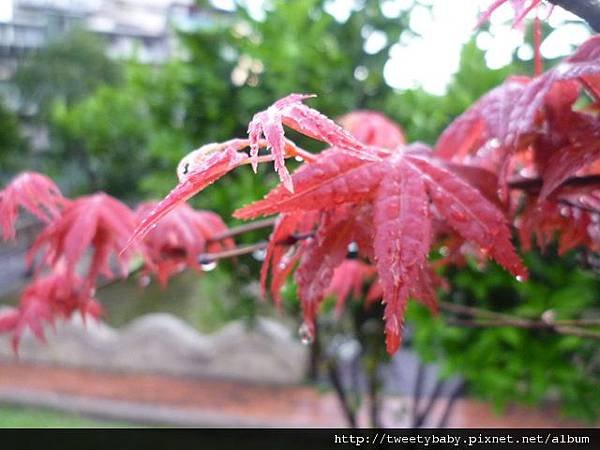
[547,0,600,32]
[439,301,530,325]
[210,218,277,242]
[445,318,600,339]
[197,241,268,263]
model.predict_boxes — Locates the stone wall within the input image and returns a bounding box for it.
[0,313,307,384]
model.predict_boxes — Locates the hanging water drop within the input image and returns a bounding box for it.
[252,248,267,261]
[298,322,314,345]
[139,274,151,287]
[201,261,217,272]
[516,275,525,282]
[294,156,304,162]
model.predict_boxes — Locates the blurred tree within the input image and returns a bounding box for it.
[0,98,26,177]
[51,63,190,197]
[12,27,122,120]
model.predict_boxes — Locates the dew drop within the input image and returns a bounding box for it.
[347,242,359,253]
[488,138,500,149]
[252,248,267,261]
[201,261,217,272]
[139,275,151,287]
[559,206,570,217]
[516,275,525,282]
[294,156,304,162]
[298,322,314,345]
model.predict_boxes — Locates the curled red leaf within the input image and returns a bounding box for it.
[0,171,68,240]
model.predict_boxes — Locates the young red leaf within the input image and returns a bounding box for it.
[136,202,234,286]
[0,171,68,240]
[29,193,137,283]
[325,259,376,316]
[260,212,318,303]
[247,94,379,190]
[519,196,599,253]
[0,271,102,352]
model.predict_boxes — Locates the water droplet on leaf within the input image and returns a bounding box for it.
[298,322,314,345]
[252,248,267,261]
[201,261,217,272]
[139,275,151,287]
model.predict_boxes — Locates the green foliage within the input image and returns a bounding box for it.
[12,28,122,119]
[50,63,191,198]
[0,99,26,177]
[407,251,600,422]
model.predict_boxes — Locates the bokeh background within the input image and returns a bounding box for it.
[0,0,598,427]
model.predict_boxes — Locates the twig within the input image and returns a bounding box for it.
[439,301,530,325]
[445,318,600,339]
[210,218,277,242]
[197,241,268,263]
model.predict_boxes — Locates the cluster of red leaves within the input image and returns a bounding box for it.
[0,271,101,352]
[0,172,67,240]
[235,142,526,352]
[136,201,234,286]
[0,174,233,349]
[131,36,600,354]
[28,193,137,284]
[438,36,600,254]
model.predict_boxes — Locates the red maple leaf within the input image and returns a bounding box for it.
[235,143,527,353]
[29,193,138,285]
[337,110,406,150]
[0,171,68,240]
[519,192,600,254]
[436,36,600,225]
[136,201,234,286]
[0,271,102,352]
